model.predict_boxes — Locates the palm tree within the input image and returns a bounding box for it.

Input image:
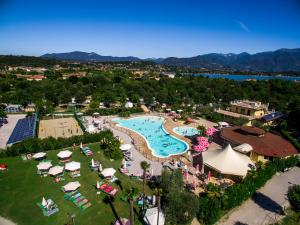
[126,187,138,225]
[155,188,162,225]
[140,161,150,211]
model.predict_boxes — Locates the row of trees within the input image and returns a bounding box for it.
[0,130,118,158]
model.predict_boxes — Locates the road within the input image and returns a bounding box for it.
[218,167,300,225]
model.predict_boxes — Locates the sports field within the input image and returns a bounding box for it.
[39,117,83,139]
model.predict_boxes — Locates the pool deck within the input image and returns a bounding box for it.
[110,112,213,163]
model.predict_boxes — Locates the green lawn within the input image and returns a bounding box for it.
[0,143,150,225]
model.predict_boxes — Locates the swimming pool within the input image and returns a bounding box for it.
[173,126,199,136]
[112,116,189,158]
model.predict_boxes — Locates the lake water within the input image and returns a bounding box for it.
[194,74,300,82]
[112,116,189,158]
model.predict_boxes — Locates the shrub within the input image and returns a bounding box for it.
[288,185,300,213]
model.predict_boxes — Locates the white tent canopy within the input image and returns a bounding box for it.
[234,143,253,154]
[37,161,52,171]
[48,166,64,176]
[57,150,72,159]
[203,144,255,177]
[101,168,116,177]
[33,152,46,159]
[143,207,165,225]
[65,161,81,171]
[120,144,132,151]
[63,181,81,192]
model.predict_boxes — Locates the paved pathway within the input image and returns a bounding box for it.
[218,167,300,225]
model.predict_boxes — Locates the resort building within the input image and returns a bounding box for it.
[229,100,268,118]
[220,126,298,162]
[216,100,269,121]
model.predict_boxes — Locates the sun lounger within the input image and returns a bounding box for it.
[100,183,108,190]
[77,199,88,207]
[80,202,92,211]
[104,186,113,193]
[109,188,118,196]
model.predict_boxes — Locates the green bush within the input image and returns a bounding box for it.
[197,156,299,225]
[74,112,86,133]
[288,185,300,213]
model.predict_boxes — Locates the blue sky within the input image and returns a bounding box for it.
[0,0,300,58]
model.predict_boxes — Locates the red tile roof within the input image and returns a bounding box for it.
[221,126,298,158]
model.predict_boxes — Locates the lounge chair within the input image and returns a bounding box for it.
[80,202,91,211]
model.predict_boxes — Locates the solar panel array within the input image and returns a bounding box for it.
[7,116,36,145]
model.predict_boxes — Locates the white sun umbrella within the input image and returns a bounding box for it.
[144,207,165,225]
[57,150,72,159]
[96,181,100,189]
[63,181,81,192]
[101,168,116,177]
[80,142,83,148]
[91,159,95,167]
[48,166,64,176]
[120,144,132,151]
[37,161,52,171]
[99,164,103,172]
[65,161,81,171]
[42,197,47,207]
[33,152,46,159]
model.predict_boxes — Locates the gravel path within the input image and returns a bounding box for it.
[218,167,300,225]
[0,217,16,225]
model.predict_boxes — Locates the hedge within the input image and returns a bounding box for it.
[0,130,115,158]
[280,129,300,152]
[74,112,86,133]
[85,107,143,116]
[198,156,299,225]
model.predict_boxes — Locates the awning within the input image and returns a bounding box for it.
[33,152,46,159]
[120,144,132,151]
[37,161,52,171]
[48,165,64,176]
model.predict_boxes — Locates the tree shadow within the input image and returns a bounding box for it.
[116,180,123,191]
[251,192,284,215]
[103,196,122,224]
[234,222,248,225]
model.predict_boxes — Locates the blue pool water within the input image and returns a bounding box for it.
[194,74,300,82]
[112,116,189,158]
[173,126,199,136]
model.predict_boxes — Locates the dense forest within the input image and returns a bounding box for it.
[0,71,299,114]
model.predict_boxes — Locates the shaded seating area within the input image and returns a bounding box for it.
[62,181,81,192]
[48,165,65,182]
[65,161,81,178]
[57,150,72,162]
[37,161,52,176]
[6,115,36,145]
[37,197,59,216]
[64,190,92,211]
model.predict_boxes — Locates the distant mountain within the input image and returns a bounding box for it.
[41,51,141,62]
[160,48,300,72]
[40,48,300,72]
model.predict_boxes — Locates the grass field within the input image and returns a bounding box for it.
[0,143,151,225]
[38,117,83,139]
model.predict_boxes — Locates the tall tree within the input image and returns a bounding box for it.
[140,161,150,211]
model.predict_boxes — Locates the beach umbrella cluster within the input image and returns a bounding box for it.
[193,137,209,153]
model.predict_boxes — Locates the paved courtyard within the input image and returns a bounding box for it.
[0,114,26,149]
[218,167,300,225]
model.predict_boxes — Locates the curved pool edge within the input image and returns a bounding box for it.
[112,115,190,158]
